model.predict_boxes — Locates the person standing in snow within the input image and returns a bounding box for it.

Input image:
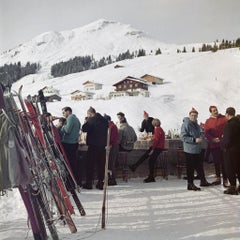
[143,118,165,183]
[82,107,108,190]
[60,107,81,185]
[204,106,229,187]
[180,108,204,191]
[104,114,119,186]
[139,111,154,134]
[221,107,240,195]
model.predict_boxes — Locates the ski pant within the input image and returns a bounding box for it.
[61,142,79,187]
[210,147,227,179]
[196,149,207,182]
[134,147,152,170]
[148,148,162,177]
[85,145,106,185]
[108,144,119,179]
[185,152,202,184]
[224,149,240,186]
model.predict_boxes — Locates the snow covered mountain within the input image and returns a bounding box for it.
[1,19,239,133]
[0,19,175,67]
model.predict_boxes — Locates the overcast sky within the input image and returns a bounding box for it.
[0,0,240,52]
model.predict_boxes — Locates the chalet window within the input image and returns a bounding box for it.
[123,84,127,89]
[130,84,133,88]
[135,83,138,87]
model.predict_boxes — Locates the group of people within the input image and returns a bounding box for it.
[52,104,240,195]
[181,106,240,195]
[55,106,139,190]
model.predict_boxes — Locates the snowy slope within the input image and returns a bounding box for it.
[11,47,240,134]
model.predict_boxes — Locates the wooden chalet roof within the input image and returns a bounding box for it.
[141,74,164,80]
[113,76,148,86]
[71,90,95,95]
[82,80,94,85]
[71,90,83,95]
[83,80,102,85]
[41,86,59,91]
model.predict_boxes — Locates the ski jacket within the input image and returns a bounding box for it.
[109,121,118,146]
[151,126,165,150]
[204,114,226,149]
[221,117,240,152]
[118,122,137,151]
[140,117,154,134]
[180,117,203,154]
[61,114,81,144]
[0,111,32,193]
[82,113,108,147]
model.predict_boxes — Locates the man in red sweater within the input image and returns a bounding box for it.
[204,106,228,187]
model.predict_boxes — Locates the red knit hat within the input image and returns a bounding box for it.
[189,107,198,115]
[143,111,149,118]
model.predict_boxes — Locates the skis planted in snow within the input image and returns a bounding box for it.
[102,127,111,229]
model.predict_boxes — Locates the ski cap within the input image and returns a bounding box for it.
[189,107,198,115]
[143,111,149,118]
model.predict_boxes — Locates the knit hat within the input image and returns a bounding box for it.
[143,111,149,118]
[189,107,198,115]
[209,105,217,113]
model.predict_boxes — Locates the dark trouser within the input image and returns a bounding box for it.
[211,147,227,179]
[108,145,119,179]
[185,152,202,184]
[224,150,240,186]
[85,145,106,185]
[148,148,162,177]
[62,142,79,188]
[196,149,207,182]
[134,147,152,169]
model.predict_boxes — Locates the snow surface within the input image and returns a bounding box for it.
[1,176,240,240]
[1,20,240,240]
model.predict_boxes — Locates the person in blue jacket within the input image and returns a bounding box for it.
[181,107,206,191]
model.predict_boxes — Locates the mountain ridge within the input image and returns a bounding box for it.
[0,19,175,66]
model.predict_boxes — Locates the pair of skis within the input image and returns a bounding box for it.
[0,84,86,239]
[19,87,86,221]
[33,87,86,216]
[0,84,51,239]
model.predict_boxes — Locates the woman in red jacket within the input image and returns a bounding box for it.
[144,118,165,183]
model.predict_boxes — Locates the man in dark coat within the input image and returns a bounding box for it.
[139,111,154,134]
[221,107,240,195]
[82,107,108,190]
